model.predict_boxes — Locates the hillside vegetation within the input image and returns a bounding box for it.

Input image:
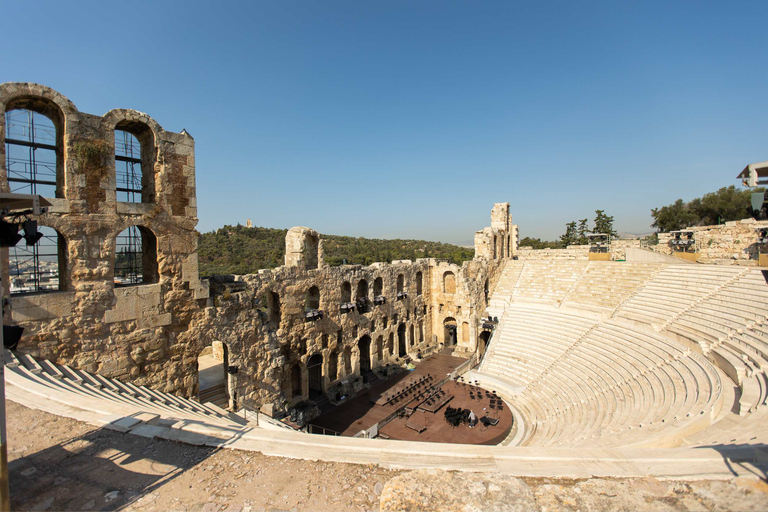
[198,225,475,277]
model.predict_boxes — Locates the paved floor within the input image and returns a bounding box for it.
[198,354,225,391]
[310,352,470,437]
[378,380,514,445]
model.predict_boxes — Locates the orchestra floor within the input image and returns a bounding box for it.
[309,351,514,445]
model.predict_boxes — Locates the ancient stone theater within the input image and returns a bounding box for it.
[2,83,768,493]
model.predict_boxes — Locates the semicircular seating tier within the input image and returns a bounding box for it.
[481,261,768,448]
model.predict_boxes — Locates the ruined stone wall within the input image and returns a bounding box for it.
[653,219,768,265]
[187,202,507,415]
[475,202,516,260]
[188,259,432,411]
[516,239,643,261]
[1,83,207,397]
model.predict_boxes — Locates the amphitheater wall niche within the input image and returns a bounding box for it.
[0,82,208,397]
[654,218,768,265]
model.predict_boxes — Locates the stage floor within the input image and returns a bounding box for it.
[309,351,514,445]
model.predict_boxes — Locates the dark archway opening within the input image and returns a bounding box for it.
[307,353,324,399]
[398,323,407,357]
[358,335,371,374]
[290,364,302,398]
[443,317,457,346]
[478,331,491,360]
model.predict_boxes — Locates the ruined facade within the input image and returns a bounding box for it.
[188,203,512,414]
[1,83,515,416]
[0,83,208,396]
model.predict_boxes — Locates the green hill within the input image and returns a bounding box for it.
[198,225,474,277]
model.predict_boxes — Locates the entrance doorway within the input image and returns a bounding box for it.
[197,342,228,408]
[443,318,457,346]
[478,330,491,360]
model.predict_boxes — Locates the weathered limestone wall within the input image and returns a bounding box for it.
[654,219,768,265]
[517,245,590,260]
[474,202,516,260]
[517,239,643,261]
[188,243,503,415]
[1,83,208,396]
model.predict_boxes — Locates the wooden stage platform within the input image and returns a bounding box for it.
[309,351,514,445]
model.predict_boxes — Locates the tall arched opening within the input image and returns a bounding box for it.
[307,353,324,398]
[397,323,407,357]
[478,331,491,360]
[358,335,371,373]
[290,363,303,399]
[443,317,457,346]
[375,335,383,365]
[328,351,338,382]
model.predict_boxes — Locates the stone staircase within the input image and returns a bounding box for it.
[4,350,252,433]
[199,383,228,409]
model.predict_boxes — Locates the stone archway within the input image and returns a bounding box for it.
[443,317,457,346]
[358,335,371,373]
[398,323,407,357]
[478,330,491,360]
[307,353,324,398]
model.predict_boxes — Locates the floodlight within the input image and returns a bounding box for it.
[22,220,44,246]
[0,221,22,247]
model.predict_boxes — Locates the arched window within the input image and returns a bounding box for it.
[5,108,60,198]
[356,279,368,300]
[305,286,320,311]
[492,235,497,260]
[304,233,319,270]
[114,121,155,203]
[396,274,404,294]
[409,324,415,346]
[9,226,67,294]
[373,276,383,296]
[416,271,423,296]
[115,225,158,286]
[443,271,456,294]
[341,281,351,302]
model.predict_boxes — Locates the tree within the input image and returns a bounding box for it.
[560,221,578,246]
[593,210,617,238]
[576,218,589,245]
[651,199,699,232]
[650,186,762,232]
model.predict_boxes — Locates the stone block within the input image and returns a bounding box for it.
[11,292,75,322]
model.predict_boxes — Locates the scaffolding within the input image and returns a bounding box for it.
[115,130,143,202]
[4,109,57,198]
[5,110,59,293]
[115,226,143,285]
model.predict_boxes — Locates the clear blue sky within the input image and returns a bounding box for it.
[5,1,767,244]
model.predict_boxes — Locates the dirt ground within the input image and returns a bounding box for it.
[7,400,768,512]
[6,401,397,512]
